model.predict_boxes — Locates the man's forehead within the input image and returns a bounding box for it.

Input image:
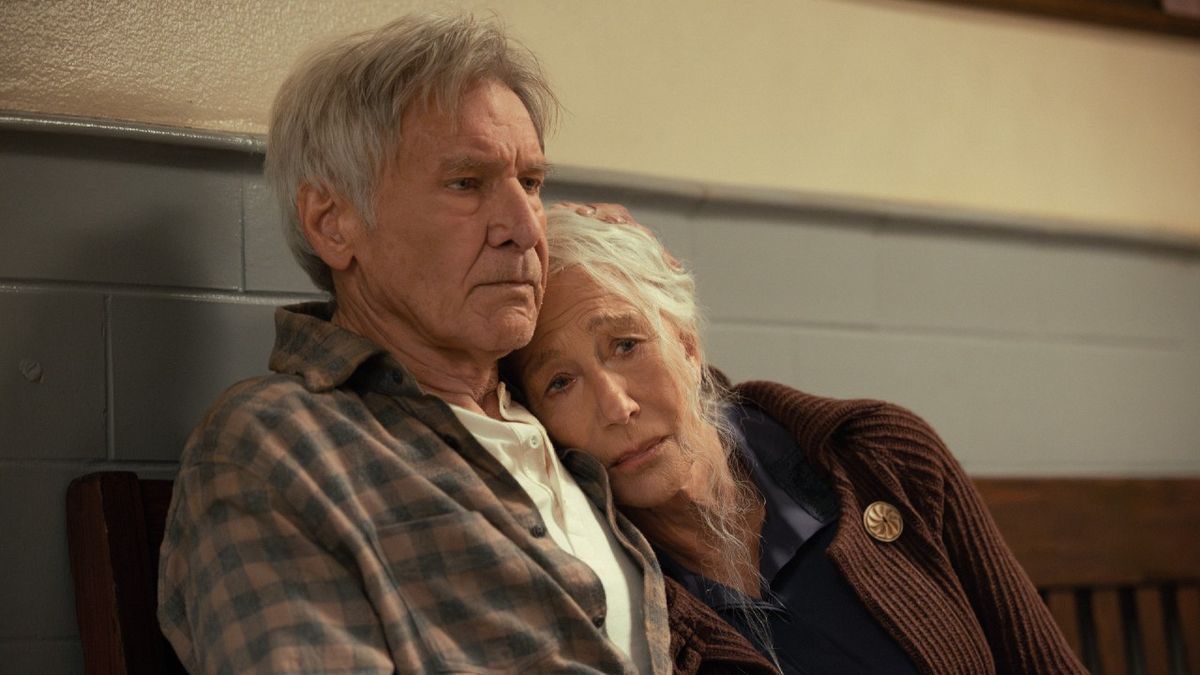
[436,150,548,174]
[397,110,544,170]
[398,81,537,137]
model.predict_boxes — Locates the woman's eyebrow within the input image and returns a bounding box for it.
[520,312,645,381]
[522,347,561,382]
[585,311,641,335]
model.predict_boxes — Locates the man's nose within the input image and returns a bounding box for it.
[486,178,543,251]
[595,371,639,425]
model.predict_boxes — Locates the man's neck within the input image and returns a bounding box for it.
[331,299,504,418]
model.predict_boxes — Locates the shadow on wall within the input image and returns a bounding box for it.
[1,127,286,670]
[1,127,281,464]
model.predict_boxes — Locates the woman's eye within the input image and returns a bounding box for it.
[613,338,639,356]
[545,375,572,395]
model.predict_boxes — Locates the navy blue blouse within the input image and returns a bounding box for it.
[656,405,919,674]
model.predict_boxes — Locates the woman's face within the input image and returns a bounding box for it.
[514,267,702,508]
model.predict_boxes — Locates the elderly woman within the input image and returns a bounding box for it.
[506,206,1086,674]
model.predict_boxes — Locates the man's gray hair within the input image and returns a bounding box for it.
[265,13,558,293]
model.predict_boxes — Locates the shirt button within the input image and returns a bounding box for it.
[527,434,541,448]
[530,523,547,538]
[592,614,606,629]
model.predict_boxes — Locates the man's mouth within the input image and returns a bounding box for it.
[476,279,538,294]
[479,274,539,287]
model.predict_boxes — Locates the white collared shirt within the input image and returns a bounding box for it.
[447,383,650,673]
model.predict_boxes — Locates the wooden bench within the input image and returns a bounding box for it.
[66,472,1200,674]
[974,478,1200,674]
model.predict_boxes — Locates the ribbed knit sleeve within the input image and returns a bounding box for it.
[736,380,1086,675]
[936,441,1087,674]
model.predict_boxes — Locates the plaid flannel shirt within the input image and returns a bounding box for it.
[158,302,671,674]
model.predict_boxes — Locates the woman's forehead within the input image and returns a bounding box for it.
[519,272,641,369]
[538,269,647,334]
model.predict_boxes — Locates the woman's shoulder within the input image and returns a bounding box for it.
[731,379,957,472]
[731,380,938,439]
[733,379,965,545]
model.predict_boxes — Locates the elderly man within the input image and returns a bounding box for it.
[158,14,669,674]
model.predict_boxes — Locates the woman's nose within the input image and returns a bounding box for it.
[595,372,638,425]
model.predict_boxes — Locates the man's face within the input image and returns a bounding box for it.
[348,79,549,360]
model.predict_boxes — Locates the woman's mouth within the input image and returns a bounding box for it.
[610,436,667,472]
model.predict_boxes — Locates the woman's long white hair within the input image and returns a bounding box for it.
[529,206,773,656]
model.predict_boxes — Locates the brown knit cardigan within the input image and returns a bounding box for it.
[665,380,1087,675]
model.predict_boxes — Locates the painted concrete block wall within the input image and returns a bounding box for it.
[681,205,1200,474]
[2,125,1198,672]
[0,128,305,671]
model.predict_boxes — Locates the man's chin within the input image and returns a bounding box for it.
[477,313,538,355]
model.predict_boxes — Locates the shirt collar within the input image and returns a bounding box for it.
[444,382,540,428]
[268,301,415,394]
[733,404,831,580]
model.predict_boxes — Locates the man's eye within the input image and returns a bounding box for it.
[521,177,543,194]
[448,178,480,190]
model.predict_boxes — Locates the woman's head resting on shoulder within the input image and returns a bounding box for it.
[509,205,767,610]
[505,205,731,509]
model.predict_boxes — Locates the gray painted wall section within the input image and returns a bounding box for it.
[1,124,1198,672]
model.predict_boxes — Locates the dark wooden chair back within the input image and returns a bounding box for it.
[65,471,1199,674]
[976,478,1200,675]
[66,472,186,675]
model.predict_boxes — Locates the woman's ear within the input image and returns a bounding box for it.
[297,182,360,271]
[678,328,702,369]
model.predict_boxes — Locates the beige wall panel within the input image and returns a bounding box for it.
[2,0,1198,237]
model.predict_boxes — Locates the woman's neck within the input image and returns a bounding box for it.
[624,423,766,597]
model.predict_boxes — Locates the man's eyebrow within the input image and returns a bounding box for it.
[437,155,552,175]
[438,154,497,174]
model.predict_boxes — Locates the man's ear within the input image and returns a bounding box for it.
[297,181,360,271]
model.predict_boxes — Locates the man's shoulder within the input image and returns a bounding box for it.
[181,372,369,468]
[202,371,333,425]
[181,368,454,476]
